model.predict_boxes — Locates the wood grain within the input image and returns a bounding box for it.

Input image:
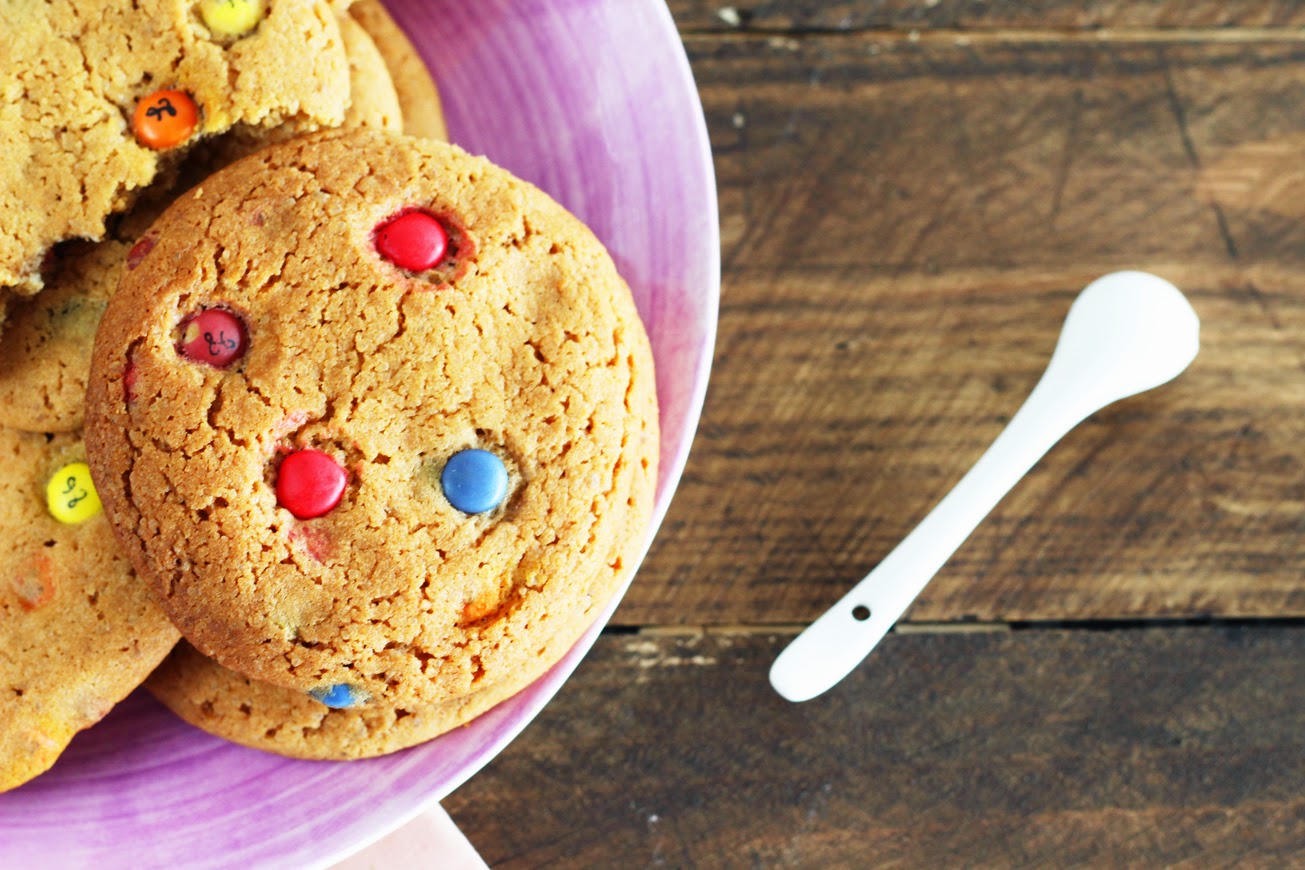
[446,630,1305,867]
[434,13,1305,868]
[617,35,1305,625]
[669,1,1305,32]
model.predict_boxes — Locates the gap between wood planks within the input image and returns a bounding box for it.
[680,27,1305,43]
[621,615,1305,637]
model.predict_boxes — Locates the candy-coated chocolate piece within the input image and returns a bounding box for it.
[199,0,267,39]
[441,449,509,515]
[126,235,156,271]
[309,684,369,709]
[46,462,102,524]
[178,308,247,368]
[133,89,199,150]
[374,211,448,272]
[276,450,347,519]
[123,360,140,405]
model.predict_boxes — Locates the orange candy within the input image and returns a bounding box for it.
[132,89,199,150]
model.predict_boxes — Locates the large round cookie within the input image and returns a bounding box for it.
[86,128,658,709]
[0,24,403,434]
[1,0,352,298]
[149,628,569,760]
[0,429,180,793]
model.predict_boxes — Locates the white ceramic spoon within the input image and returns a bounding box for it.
[769,271,1200,703]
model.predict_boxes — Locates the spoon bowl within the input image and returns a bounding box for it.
[1043,271,1201,411]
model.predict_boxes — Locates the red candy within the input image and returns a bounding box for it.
[374,211,448,271]
[276,450,347,519]
[123,360,139,405]
[178,309,246,368]
[127,235,156,270]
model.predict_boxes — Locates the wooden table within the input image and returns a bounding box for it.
[445,3,1305,864]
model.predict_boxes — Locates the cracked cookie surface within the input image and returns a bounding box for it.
[0,17,402,434]
[0,0,351,299]
[85,128,658,709]
[0,429,180,793]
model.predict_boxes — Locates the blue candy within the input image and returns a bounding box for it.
[441,448,509,515]
[309,684,368,709]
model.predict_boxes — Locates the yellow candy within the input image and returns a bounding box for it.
[46,463,102,525]
[199,0,267,39]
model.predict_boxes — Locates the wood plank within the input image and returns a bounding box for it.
[618,36,1305,625]
[669,1,1305,32]
[446,630,1305,867]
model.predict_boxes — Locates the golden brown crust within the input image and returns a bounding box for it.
[0,0,352,296]
[338,12,404,133]
[349,0,448,141]
[200,10,404,163]
[0,241,127,432]
[0,20,400,434]
[0,429,179,792]
[149,636,562,760]
[86,129,658,710]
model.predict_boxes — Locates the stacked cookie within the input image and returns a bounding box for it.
[2,2,657,789]
[0,431,180,792]
[0,0,409,792]
[2,0,352,302]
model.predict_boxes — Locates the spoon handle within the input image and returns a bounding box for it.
[769,373,1093,703]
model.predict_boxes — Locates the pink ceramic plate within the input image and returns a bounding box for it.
[0,2,718,866]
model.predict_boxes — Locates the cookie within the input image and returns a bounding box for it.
[0,429,180,793]
[0,0,352,298]
[85,128,658,711]
[149,631,569,760]
[0,240,133,433]
[350,0,448,141]
[338,11,404,133]
[0,23,402,434]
